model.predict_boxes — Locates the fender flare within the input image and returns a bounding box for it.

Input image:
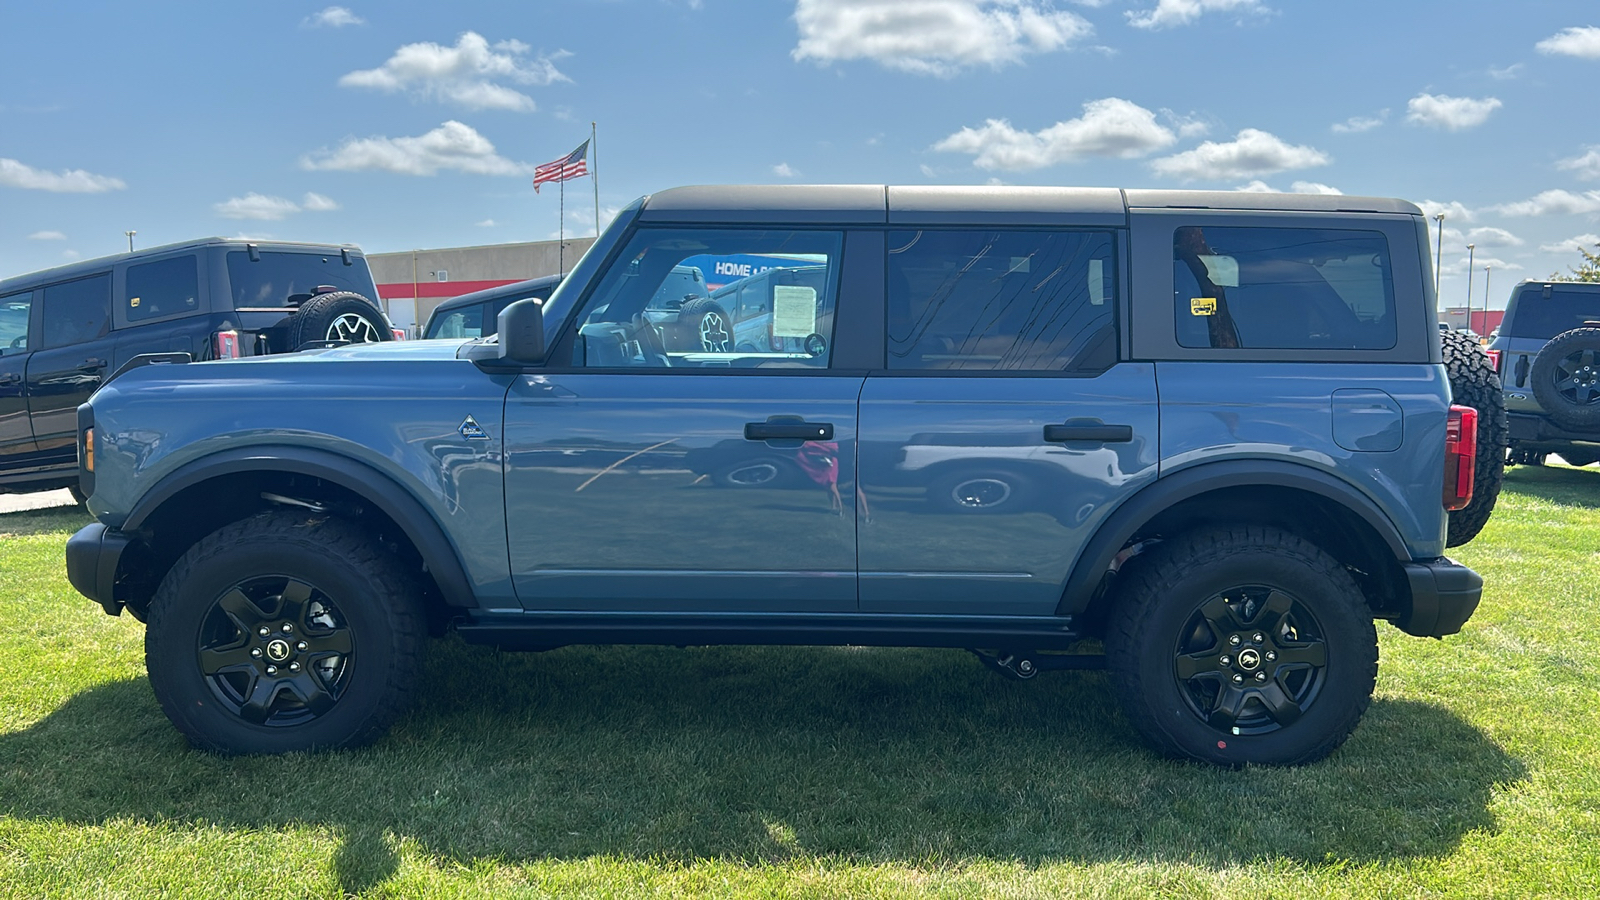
[121,446,478,608]
[1056,459,1413,615]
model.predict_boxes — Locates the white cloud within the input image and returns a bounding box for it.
[0,158,126,193]
[1557,147,1600,180]
[1464,226,1524,248]
[61,250,80,261]
[792,0,1093,76]
[773,162,799,177]
[1493,189,1600,217]
[920,163,938,178]
[1540,233,1600,254]
[1235,180,1273,192]
[214,193,302,221]
[1161,109,1209,139]
[1489,63,1523,80]
[303,6,364,28]
[301,121,532,177]
[1417,199,1475,224]
[1127,0,1265,30]
[1332,111,1387,134]
[1291,181,1342,195]
[1536,26,1600,59]
[1150,128,1329,181]
[934,97,1177,170]
[476,218,497,227]
[300,191,340,211]
[27,230,66,240]
[1405,93,1501,131]
[339,32,570,112]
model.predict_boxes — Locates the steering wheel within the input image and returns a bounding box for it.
[630,314,670,367]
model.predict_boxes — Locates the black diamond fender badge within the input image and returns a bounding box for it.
[459,415,489,441]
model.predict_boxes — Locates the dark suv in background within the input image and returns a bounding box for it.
[422,275,561,340]
[1486,281,1600,466]
[0,238,393,497]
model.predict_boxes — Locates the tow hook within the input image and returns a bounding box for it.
[971,649,1106,680]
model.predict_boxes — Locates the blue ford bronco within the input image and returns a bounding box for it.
[66,186,1486,766]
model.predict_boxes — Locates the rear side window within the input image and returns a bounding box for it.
[41,274,112,349]
[1507,288,1600,339]
[887,229,1117,372]
[226,251,375,308]
[1174,226,1396,350]
[126,255,199,322]
[0,291,31,356]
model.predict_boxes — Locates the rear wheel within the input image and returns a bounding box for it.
[1105,526,1377,767]
[145,511,424,754]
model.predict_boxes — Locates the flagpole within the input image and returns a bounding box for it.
[559,177,566,278]
[591,121,600,239]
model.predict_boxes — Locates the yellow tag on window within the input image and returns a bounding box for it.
[1190,297,1216,316]
[130,296,141,307]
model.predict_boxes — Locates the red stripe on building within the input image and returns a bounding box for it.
[377,280,521,301]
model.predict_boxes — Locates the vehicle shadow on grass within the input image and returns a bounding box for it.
[0,641,1524,893]
[1504,463,1600,508]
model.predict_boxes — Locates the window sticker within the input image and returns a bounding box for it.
[1199,254,1239,287]
[772,285,818,338]
[1191,297,1218,316]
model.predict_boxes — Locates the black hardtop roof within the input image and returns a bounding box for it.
[430,274,563,315]
[0,237,364,294]
[637,185,1422,225]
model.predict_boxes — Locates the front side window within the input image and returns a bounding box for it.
[226,251,374,308]
[126,255,199,322]
[41,274,112,349]
[887,229,1117,372]
[569,229,841,369]
[0,291,32,356]
[1173,226,1397,350]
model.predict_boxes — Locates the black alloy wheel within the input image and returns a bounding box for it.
[1171,586,1328,735]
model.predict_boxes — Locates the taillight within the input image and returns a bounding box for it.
[212,330,241,359]
[1484,348,1502,374]
[391,327,407,341]
[1443,404,1478,511]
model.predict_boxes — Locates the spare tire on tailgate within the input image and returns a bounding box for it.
[1530,326,1600,432]
[288,291,392,350]
[1442,329,1507,547]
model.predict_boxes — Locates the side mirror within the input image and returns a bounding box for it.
[498,298,546,364]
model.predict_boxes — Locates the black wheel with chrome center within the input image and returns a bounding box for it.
[196,576,355,727]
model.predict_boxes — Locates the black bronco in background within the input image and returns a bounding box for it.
[1485,281,1600,467]
[0,238,393,497]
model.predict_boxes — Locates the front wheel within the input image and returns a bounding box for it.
[1105,526,1377,766]
[144,511,425,754]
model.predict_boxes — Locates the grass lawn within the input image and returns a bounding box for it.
[2,466,1598,898]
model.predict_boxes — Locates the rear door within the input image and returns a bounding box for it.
[24,273,115,464]
[857,227,1160,616]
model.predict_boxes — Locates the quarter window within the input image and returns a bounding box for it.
[569,229,842,369]
[41,274,112,349]
[427,304,485,339]
[1173,226,1397,350]
[887,229,1117,372]
[126,255,199,322]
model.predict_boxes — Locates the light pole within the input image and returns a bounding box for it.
[1464,243,1476,332]
[124,230,136,252]
[1433,213,1445,295]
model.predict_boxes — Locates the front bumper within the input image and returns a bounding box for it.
[65,523,131,616]
[1397,557,1483,638]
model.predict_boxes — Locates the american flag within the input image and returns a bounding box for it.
[533,140,589,193]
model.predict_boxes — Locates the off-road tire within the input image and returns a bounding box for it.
[1442,329,1507,547]
[145,510,425,754]
[1105,526,1378,767]
[673,299,733,352]
[1530,326,1600,432]
[287,291,392,350]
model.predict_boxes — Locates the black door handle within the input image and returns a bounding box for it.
[745,417,833,442]
[1043,423,1134,443]
[0,372,19,387]
[80,357,107,372]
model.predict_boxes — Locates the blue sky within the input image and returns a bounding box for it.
[4,0,1600,311]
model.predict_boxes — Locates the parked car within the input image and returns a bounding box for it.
[710,264,831,354]
[68,185,1484,767]
[422,275,561,340]
[1485,281,1600,466]
[0,238,392,497]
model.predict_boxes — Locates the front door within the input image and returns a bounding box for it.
[857,228,1160,616]
[505,224,860,612]
[25,273,114,464]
